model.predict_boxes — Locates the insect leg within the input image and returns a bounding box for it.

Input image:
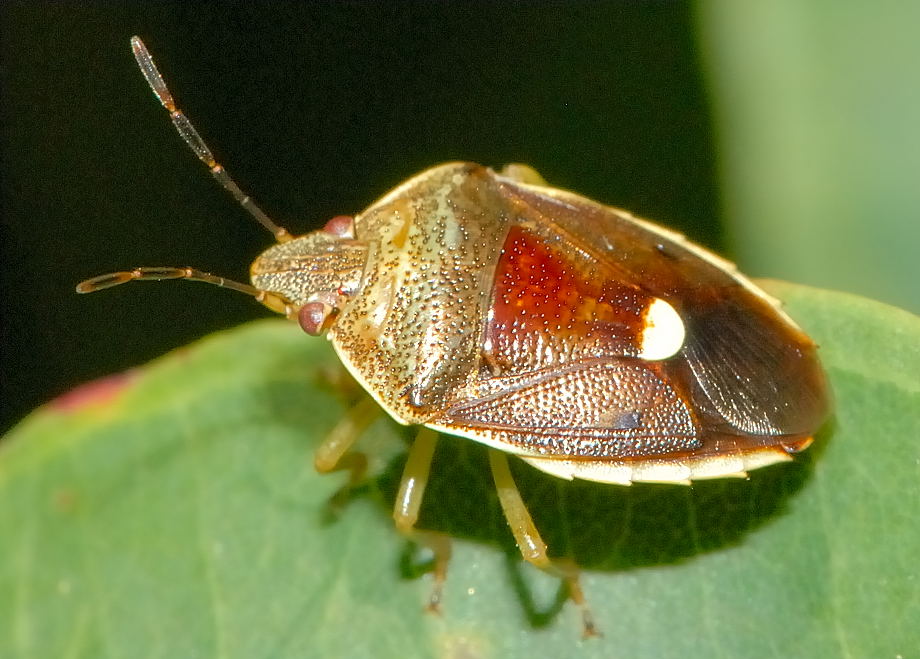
[498,163,548,186]
[488,450,598,637]
[393,428,452,612]
[314,396,380,507]
[393,427,439,532]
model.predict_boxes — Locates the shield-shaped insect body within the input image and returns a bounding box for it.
[79,38,830,637]
[252,161,828,485]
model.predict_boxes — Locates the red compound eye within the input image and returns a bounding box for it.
[298,301,333,336]
[322,215,355,238]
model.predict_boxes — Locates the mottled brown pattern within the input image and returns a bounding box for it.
[329,164,509,422]
[253,162,828,469]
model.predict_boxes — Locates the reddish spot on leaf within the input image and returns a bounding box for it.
[51,371,136,412]
[52,488,81,515]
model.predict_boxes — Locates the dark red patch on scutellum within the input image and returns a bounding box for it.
[485,226,651,360]
[51,371,136,412]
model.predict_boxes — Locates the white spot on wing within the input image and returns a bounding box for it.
[639,297,685,361]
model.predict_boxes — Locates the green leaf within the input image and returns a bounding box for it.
[697,2,920,313]
[1,283,918,658]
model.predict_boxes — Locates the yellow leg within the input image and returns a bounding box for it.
[488,450,598,637]
[498,163,548,185]
[393,428,439,532]
[314,396,380,510]
[314,397,379,475]
[393,428,452,612]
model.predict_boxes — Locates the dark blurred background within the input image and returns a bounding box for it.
[2,3,918,433]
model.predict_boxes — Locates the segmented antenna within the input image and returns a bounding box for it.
[130,36,291,242]
[76,266,291,316]
[76,37,298,313]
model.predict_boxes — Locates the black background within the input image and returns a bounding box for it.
[1,3,719,433]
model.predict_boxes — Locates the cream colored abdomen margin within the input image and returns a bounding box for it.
[422,419,804,485]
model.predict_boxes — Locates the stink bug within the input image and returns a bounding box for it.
[78,37,830,636]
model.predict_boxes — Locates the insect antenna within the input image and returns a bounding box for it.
[130,35,292,243]
[76,267,291,315]
[75,38,297,316]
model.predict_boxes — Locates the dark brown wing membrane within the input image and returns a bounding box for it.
[682,294,829,436]
[489,177,829,445]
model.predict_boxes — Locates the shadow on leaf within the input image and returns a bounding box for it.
[375,432,815,572]
[255,355,821,629]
